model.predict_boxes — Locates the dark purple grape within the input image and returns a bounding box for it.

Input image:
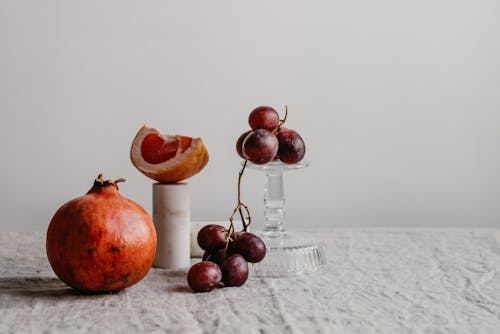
[221,254,249,287]
[197,225,228,251]
[242,129,279,165]
[202,248,229,266]
[236,130,251,159]
[227,231,243,251]
[226,231,244,254]
[276,128,305,164]
[187,261,222,292]
[248,106,280,131]
[230,232,266,263]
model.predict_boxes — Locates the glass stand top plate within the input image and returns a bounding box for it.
[246,160,310,172]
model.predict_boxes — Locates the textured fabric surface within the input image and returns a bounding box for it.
[1,229,500,333]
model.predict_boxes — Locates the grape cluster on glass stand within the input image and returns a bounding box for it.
[236,106,306,165]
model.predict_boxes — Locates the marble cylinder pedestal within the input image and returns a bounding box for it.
[152,182,190,269]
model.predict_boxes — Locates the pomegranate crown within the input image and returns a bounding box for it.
[93,174,126,190]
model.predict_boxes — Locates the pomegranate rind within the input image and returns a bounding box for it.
[130,125,209,183]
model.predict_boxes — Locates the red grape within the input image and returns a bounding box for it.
[187,261,222,292]
[248,106,280,131]
[202,248,229,266]
[242,129,279,165]
[226,231,244,254]
[197,224,228,251]
[236,130,251,159]
[230,232,266,263]
[221,254,249,287]
[276,128,306,164]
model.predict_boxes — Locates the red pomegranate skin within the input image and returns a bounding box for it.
[46,176,157,293]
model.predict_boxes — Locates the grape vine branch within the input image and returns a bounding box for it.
[226,105,289,247]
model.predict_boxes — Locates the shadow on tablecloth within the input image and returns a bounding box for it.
[0,276,124,299]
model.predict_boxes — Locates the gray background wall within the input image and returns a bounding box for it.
[1,0,499,232]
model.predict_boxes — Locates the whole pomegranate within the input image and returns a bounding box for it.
[46,174,157,293]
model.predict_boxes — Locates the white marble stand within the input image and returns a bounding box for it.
[152,182,190,269]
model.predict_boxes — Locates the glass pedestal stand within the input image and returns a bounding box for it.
[246,160,326,278]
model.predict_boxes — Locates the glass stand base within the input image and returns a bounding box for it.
[245,160,326,278]
[250,230,327,278]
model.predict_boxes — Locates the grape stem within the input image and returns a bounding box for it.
[275,105,288,133]
[226,105,288,247]
[227,160,251,246]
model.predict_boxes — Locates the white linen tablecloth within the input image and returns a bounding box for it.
[1,229,500,333]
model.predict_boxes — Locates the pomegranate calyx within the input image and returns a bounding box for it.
[93,174,126,191]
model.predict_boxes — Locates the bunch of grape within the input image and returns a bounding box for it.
[236,106,306,165]
[187,224,266,292]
